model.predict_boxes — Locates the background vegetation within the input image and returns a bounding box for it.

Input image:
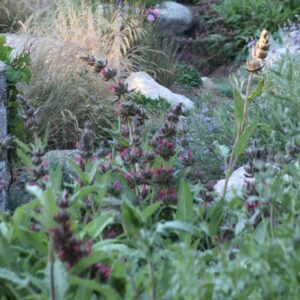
[1,0,300,299]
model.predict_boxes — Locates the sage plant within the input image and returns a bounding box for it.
[221,30,270,201]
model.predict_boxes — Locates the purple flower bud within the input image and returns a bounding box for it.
[109,180,122,197]
[93,263,112,282]
[155,188,178,204]
[102,67,117,81]
[179,150,195,167]
[153,138,176,160]
[152,166,175,186]
[108,80,130,98]
[121,147,142,165]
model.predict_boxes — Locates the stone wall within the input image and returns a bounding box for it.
[0,62,8,210]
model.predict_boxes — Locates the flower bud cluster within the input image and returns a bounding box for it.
[91,263,112,282]
[17,95,39,135]
[29,147,48,188]
[50,192,92,269]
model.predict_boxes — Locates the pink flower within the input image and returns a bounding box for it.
[146,14,156,22]
[145,7,160,23]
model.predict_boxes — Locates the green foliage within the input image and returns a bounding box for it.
[215,0,300,52]
[2,140,300,298]
[175,64,202,87]
[129,92,171,116]
[0,35,32,141]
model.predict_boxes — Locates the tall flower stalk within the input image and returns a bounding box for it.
[221,30,270,202]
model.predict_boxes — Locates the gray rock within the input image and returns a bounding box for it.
[0,62,8,210]
[126,71,194,110]
[157,1,193,34]
[201,77,215,90]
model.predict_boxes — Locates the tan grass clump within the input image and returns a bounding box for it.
[0,0,50,32]
[20,0,149,148]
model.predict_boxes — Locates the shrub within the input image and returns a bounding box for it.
[175,64,202,87]
[215,0,300,52]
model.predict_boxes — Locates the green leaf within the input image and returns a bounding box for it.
[155,221,199,236]
[0,234,18,269]
[26,186,57,230]
[249,79,264,101]
[68,159,88,183]
[70,252,110,275]
[87,161,101,184]
[234,123,257,155]
[16,148,34,169]
[176,180,194,224]
[257,122,271,134]
[213,142,230,159]
[14,138,31,153]
[46,259,68,300]
[235,218,246,236]
[0,35,6,47]
[83,212,115,239]
[122,201,145,238]
[233,88,244,126]
[92,240,129,254]
[142,202,162,220]
[68,276,121,300]
[70,186,103,203]
[0,268,29,287]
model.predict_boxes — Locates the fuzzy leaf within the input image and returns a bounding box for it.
[234,123,257,155]
[122,201,145,238]
[0,267,29,287]
[68,276,120,299]
[176,180,194,224]
[249,79,264,101]
[142,202,162,220]
[233,88,244,126]
[155,221,199,236]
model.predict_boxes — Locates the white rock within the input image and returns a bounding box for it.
[126,71,194,110]
[266,29,300,67]
[214,166,252,200]
[157,1,193,33]
[3,34,36,54]
[201,77,215,90]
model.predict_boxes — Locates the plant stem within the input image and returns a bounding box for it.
[221,72,254,202]
[270,204,274,239]
[50,244,56,300]
[149,259,156,300]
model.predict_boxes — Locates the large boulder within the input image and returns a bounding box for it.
[126,71,194,110]
[156,1,193,34]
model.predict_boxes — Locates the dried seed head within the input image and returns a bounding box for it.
[246,60,263,73]
[256,29,270,51]
[247,29,270,72]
